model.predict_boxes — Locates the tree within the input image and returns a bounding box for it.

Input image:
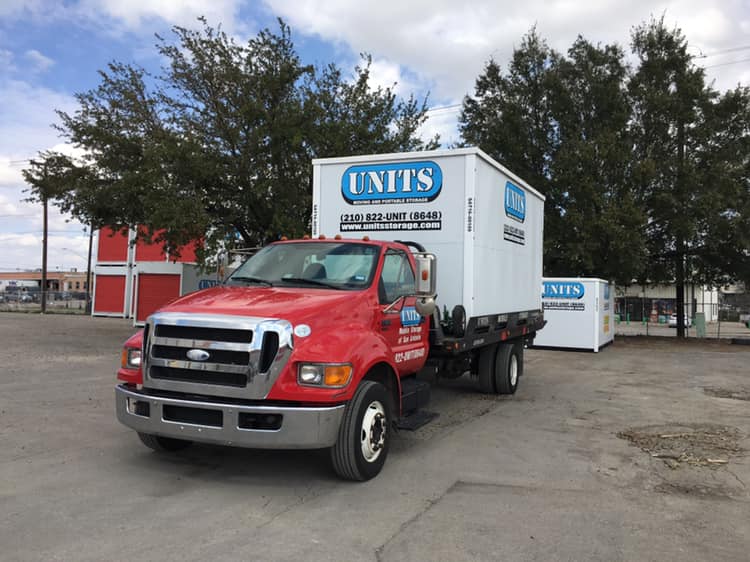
[548,37,645,282]
[460,30,557,194]
[460,31,645,284]
[22,152,74,312]
[628,17,745,336]
[47,19,433,264]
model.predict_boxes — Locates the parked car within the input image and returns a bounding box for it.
[20,293,33,303]
[668,314,692,328]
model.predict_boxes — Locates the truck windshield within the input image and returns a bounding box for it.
[227,242,380,290]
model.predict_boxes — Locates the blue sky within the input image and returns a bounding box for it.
[1,0,749,272]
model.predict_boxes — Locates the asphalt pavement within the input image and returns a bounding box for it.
[1,313,749,561]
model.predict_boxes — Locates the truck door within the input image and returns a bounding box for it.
[378,249,429,374]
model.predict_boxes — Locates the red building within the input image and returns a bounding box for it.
[93,227,215,325]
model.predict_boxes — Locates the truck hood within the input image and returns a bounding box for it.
[158,285,373,328]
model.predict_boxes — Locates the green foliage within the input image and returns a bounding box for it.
[35,19,433,264]
[461,31,646,284]
[460,20,749,289]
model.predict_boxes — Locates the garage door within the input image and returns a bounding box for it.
[93,275,126,315]
[135,273,181,324]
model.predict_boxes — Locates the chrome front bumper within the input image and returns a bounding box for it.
[116,385,346,449]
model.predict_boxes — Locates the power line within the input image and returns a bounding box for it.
[703,57,750,69]
[695,45,750,59]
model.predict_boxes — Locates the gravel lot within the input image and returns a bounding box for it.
[1,312,749,561]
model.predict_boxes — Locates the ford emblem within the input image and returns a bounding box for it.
[186,349,211,362]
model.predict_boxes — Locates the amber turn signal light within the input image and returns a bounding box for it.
[324,365,353,387]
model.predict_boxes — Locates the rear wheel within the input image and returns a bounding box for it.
[477,343,498,394]
[331,381,391,481]
[495,343,520,395]
[137,432,192,452]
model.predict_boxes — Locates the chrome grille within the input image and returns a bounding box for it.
[143,312,294,400]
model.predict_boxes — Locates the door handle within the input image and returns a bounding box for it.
[381,319,392,329]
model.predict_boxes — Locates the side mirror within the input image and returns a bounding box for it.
[414,253,436,295]
[413,253,437,317]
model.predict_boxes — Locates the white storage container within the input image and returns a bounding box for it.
[312,148,545,320]
[534,277,615,352]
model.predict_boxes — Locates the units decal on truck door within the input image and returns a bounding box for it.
[503,181,526,245]
[338,161,444,232]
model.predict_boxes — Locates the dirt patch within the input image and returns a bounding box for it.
[653,481,736,500]
[617,423,743,469]
[703,387,750,401]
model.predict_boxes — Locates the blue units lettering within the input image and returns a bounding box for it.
[342,161,442,205]
[400,306,422,327]
[505,181,526,223]
[542,281,585,299]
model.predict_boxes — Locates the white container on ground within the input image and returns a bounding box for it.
[312,147,545,320]
[534,277,615,352]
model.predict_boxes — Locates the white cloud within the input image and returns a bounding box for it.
[266,0,750,140]
[77,0,246,33]
[420,105,463,146]
[0,50,15,73]
[0,78,84,271]
[24,49,54,72]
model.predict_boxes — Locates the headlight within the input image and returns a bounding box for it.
[297,363,353,388]
[121,348,142,369]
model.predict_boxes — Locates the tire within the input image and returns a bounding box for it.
[331,381,392,481]
[137,432,193,452]
[514,341,525,377]
[477,344,498,394]
[495,343,520,395]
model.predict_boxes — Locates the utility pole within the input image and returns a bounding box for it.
[85,224,94,315]
[41,164,48,314]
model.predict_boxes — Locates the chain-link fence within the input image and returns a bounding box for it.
[0,290,90,314]
[615,297,750,339]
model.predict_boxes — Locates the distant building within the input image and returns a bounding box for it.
[616,283,719,323]
[0,270,89,293]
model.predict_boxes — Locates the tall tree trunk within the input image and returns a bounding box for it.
[675,118,686,338]
[675,240,685,338]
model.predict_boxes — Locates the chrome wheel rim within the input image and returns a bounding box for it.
[509,354,518,387]
[361,400,386,463]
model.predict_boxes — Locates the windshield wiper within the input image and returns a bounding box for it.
[228,276,273,287]
[279,277,341,289]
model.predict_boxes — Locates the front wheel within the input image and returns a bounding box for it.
[330,381,392,481]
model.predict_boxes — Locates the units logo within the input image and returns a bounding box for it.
[542,281,585,299]
[400,306,422,327]
[504,181,526,223]
[341,161,442,205]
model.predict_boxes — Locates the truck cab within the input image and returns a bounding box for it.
[116,238,436,480]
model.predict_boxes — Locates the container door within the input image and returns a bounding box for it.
[135,273,181,324]
[93,274,126,316]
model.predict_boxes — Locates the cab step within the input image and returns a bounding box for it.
[397,376,438,430]
[397,410,439,430]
